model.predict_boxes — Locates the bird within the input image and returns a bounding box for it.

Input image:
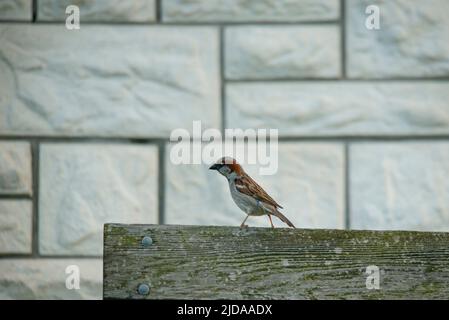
[209,157,295,229]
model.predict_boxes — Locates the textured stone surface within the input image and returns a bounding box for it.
[0,141,32,195]
[38,0,156,22]
[226,82,449,136]
[165,143,344,229]
[39,143,158,255]
[0,259,102,299]
[0,25,220,137]
[163,0,339,22]
[350,143,449,231]
[225,26,341,79]
[0,200,32,254]
[346,0,449,78]
[0,0,32,21]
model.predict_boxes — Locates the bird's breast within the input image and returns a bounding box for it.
[228,180,265,216]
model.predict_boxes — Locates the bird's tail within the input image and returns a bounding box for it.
[273,210,296,228]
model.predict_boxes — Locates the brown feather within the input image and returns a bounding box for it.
[218,157,244,176]
[228,163,243,176]
[272,210,296,228]
[235,172,283,209]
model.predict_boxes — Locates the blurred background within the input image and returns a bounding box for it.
[1,0,449,299]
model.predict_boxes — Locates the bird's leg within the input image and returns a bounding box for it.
[240,215,249,229]
[259,202,274,229]
[267,214,274,228]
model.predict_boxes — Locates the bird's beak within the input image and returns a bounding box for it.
[209,164,220,170]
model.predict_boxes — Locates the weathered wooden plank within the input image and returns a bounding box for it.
[103,224,449,299]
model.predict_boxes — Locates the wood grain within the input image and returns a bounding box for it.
[103,224,449,299]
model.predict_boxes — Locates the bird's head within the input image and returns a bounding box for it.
[209,157,243,179]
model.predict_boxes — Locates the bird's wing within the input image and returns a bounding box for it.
[235,173,283,209]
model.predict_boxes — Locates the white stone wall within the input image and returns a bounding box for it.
[1,0,448,299]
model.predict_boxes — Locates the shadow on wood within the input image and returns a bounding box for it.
[103,223,449,299]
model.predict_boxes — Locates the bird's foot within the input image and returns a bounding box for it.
[240,224,248,229]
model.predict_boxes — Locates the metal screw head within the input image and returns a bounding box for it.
[137,283,150,295]
[141,236,153,247]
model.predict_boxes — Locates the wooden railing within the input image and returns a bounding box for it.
[103,223,449,299]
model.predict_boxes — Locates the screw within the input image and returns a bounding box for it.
[141,236,153,247]
[137,283,150,295]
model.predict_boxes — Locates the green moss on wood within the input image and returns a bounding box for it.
[103,224,449,300]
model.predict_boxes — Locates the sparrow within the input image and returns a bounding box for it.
[209,157,295,229]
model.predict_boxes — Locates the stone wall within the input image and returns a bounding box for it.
[1,0,449,299]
